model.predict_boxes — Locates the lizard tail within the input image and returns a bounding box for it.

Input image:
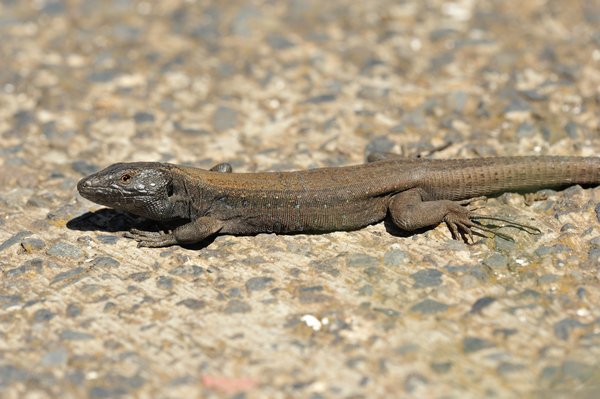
[424,156,600,200]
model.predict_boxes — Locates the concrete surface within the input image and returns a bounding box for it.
[0,0,599,398]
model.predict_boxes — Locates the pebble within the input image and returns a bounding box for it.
[47,242,83,259]
[410,299,449,314]
[0,231,32,252]
[245,276,275,292]
[177,299,205,310]
[92,256,120,268]
[223,299,252,314]
[345,253,379,268]
[410,269,443,288]
[483,253,508,270]
[462,337,494,353]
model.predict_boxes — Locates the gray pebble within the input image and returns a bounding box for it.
[156,276,174,290]
[462,337,494,353]
[41,347,68,366]
[66,303,82,318]
[87,69,119,83]
[305,94,336,104]
[346,253,379,268]
[47,242,83,259]
[60,330,94,341]
[96,235,119,245]
[595,203,600,222]
[411,269,443,288]
[20,238,45,252]
[5,258,43,277]
[470,297,496,314]
[383,249,407,266]
[553,318,586,340]
[0,230,32,252]
[93,256,120,268]
[430,361,452,374]
[588,248,600,263]
[365,136,396,155]
[128,272,151,282]
[245,276,275,292]
[0,295,22,310]
[133,111,155,124]
[0,364,29,387]
[266,33,295,49]
[224,299,252,314]
[483,253,508,270]
[51,267,86,286]
[497,362,525,375]
[410,299,449,314]
[212,106,238,132]
[33,308,55,322]
[169,264,204,277]
[373,307,400,318]
[177,299,205,310]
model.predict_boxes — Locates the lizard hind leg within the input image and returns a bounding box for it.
[388,189,539,243]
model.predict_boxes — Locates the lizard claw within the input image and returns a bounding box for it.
[443,204,540,243]
[124,229,177,247]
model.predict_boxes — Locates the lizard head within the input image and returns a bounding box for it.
[77,162,176,220]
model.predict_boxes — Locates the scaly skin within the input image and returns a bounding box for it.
[77,156,600,247]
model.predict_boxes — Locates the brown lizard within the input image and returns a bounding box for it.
[77,155,600,247]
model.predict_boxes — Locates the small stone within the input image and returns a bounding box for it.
[96,235,119,245]
[47,242,83,259]
[128,272,151,282]
[177,298,205,309]
[169,264,204,277]
[373,307,400,318]
[223,299,252,314]
[411,269,443,288]
[20,238,45,252]
[346,253,379,268]
[497,362,525,375]
[245,277,275,292]
[266,33,295,49]
[66,303,82,318]
[365,136,396,155]
[33,308,55,322]
[483,253,508,270]
[92,256,120,268]
[410,299,449,314]
[0,230,32,252]
[595,204,600,223]
[5,258,43,277]
[0,364,29,386]
[463,337,494,353]
[60,330,94,341]
[305,94,336,104]
[553,318,586,340]
[383,249,407,266]
[470,297,496,314]
[430,361,452,374]
[41,347,68,366]
[156,276,174,290]
[212,106,238,132]
[134,111,155,124]
[404,372,428,393]
[51,267,86,286]
[588,248,600,263]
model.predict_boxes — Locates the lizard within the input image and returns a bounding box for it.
[76,155,600,248]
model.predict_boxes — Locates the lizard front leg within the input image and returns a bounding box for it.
[124,216,224,247]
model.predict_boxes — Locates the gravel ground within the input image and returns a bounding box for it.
[1,1,599,398]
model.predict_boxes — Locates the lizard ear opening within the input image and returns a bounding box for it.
[167,182,174,197]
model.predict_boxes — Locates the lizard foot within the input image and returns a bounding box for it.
[444,206,541,243]
[123,228,177,247]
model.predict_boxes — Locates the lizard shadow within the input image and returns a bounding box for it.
[66,209,217,250]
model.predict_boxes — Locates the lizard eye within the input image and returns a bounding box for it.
[120,173,132,184]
